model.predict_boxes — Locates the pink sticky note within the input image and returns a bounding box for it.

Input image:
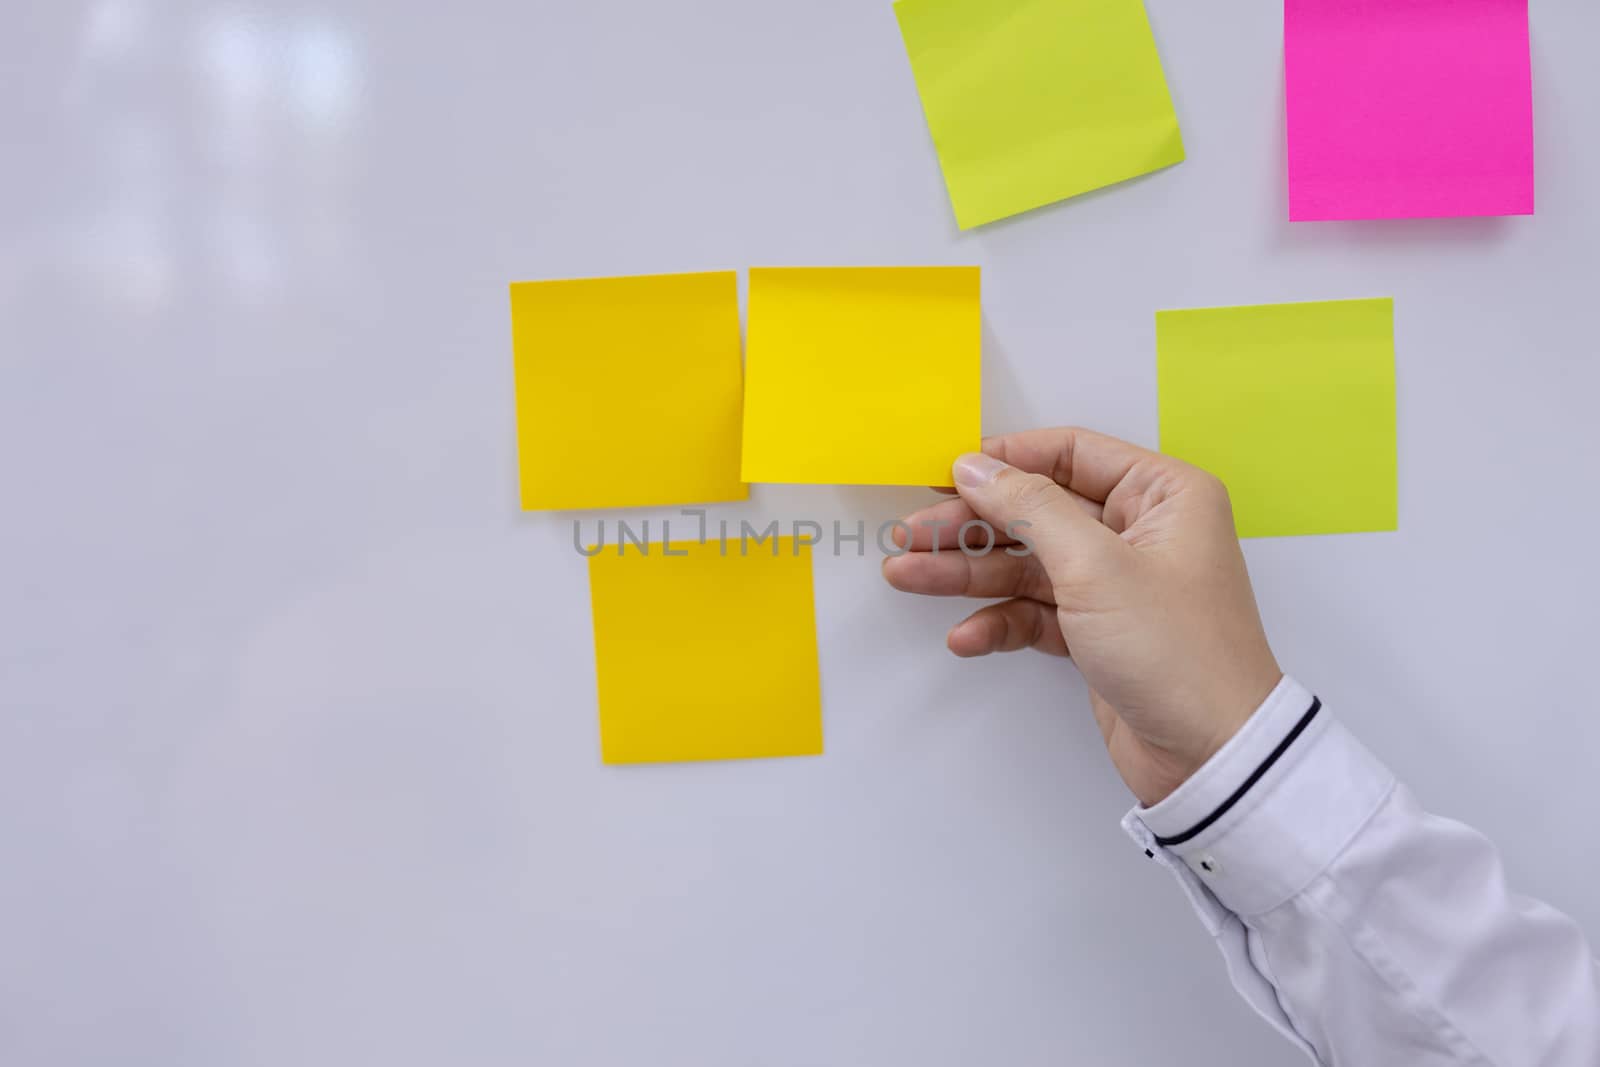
[1285,0,1534,221]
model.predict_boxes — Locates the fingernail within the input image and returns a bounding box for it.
[952,452,1005,487]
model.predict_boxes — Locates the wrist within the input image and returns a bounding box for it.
[1194,664,1284,775]
[1137,664,1284,807]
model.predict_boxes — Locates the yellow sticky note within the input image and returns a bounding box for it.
[588,538,823,764]
[1156,298,1398,539]
[894,0,1185,230]
[510,271,748,511]
[741,267,981,487]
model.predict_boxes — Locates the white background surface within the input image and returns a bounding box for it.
[3,2,1597,1064]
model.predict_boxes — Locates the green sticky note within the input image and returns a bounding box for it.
[894,0,1185,230]
[1156,299,1398,539]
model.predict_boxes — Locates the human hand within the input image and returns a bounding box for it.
[882,428,1283,807]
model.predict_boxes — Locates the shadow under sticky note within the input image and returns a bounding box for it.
[510,271,748,511]
[1156,298,1397,539]
[588,537,823,765]
[894,0,1185,230]
[1285,0,1534,221]
[741,267,981,487]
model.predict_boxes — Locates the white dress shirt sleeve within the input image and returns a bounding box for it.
[1122,676,1600,1065]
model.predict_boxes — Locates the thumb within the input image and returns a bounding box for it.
[950,452,1122,586]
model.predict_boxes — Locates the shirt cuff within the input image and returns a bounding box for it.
[1124,675,1396,916]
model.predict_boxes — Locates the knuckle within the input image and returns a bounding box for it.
[1198,471,1232,509]
[1182,469,1242,529]
[1168,461,1229,506]
[1005,472,1060,514]
[1023,602,1048,649]
[1015,554,1051,601]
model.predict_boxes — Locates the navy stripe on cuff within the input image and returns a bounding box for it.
[1152,696,1323,848]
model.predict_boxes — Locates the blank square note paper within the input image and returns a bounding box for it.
[894,0,1184,230]
[1156,299,1397,539]
[741,267,981,487]
[588,538,823,765]
[1286,0,1534,221]
[510,271,747,511]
